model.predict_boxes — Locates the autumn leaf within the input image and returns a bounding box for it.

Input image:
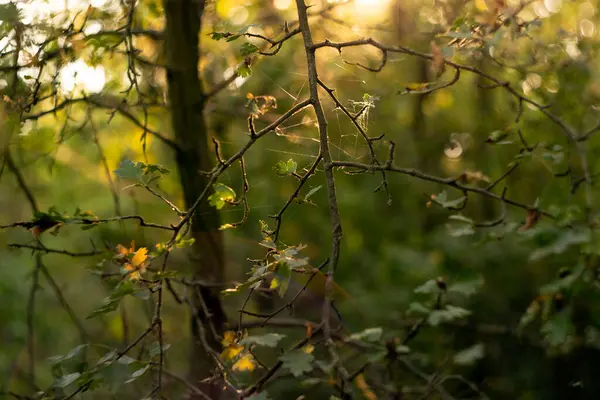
[233,353,256,372]
[131,247,148,269]
[221,330,244,360]
[221,344,244,360]
[306,322,313,338]
[520,209,541,231]
[430,41,445,79]
[355,374,377,400]
[301,344,314,354]
[115,241,149,280]
[221,330,237,347]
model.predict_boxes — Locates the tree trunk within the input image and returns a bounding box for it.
[163,1,226,398]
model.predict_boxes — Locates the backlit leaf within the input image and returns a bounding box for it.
[208,183,236,210]
[114,160,144,181]
[273,159,297,176]
[233,353,256,372]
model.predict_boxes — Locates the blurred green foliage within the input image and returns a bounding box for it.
[2,0,600,399]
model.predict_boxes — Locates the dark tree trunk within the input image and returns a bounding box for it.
[163,1,226,397]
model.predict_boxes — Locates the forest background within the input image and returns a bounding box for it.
[1,0,600,399]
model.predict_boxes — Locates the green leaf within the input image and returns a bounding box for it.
[143,163,170,176]
[117,355,137,365]
[49,344,88,365]
[241,43,259,56]
[226,34,242,42]
[209,32,228,40]
[238,64,252,77]
[447,224,475,237]
[303,185,322,203]
[0,3,21,23]
[414,279,439,294]
[448,277,484,297]
[428,305,471,326]
[541,308,574,346]
[539,263,585,296]
[208,183,236,210]
[529,229,590,261]
[97,350,117,365]
[276,262,292,297]
[280,351,315,377]
[432,191,466,209]
[114,160,144,181]
[54,373,81,388]
[407,302,431,315]
[348,327,383,342]
[240,333,286,348]
[453,343,485,366]
[449,214,474,224]
[273,159,298,176]
[87,281,136,319]
[149,343,171,358]
[125,365,151,384]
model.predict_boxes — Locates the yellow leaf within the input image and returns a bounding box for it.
[302,344,314,354]
[221,330,237,347]
[233,353,256,372]
[269,278,280,290]
[124,263,142,281]
[131,247,148,268]
[219,223,235,230]
[221,344,244,360]
[117,243,130,256]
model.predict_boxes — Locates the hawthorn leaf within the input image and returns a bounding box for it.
[241,43,259,56]
[428,305,471,326]
[240,333,285,348]
[414,279,439,294]
[49,344,89,365]
[125,365,151,384]
[273,159,297,176]
[54,373,81,388]
[541,308,574,347]
[208,183,236,210]
[114,160,144,181]
[280,351,314,377]
[453,343,485,366]
[348,327,383,342]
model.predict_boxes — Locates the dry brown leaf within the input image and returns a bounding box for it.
[430,41,446,79]
[520,209,541,231]
[460,170,491,184]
